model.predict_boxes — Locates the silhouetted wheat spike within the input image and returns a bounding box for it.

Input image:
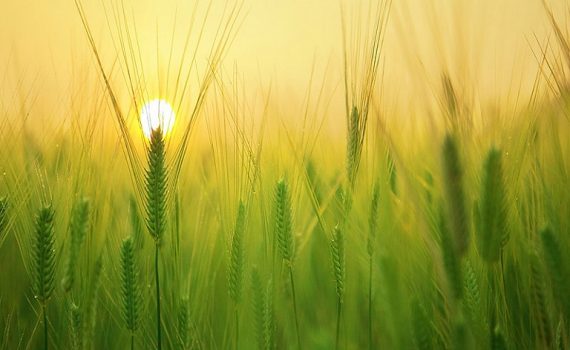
[120,236,141,350]
[31,205,56,350]
[145,127,168,350]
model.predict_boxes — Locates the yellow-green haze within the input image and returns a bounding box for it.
[1,0,569,349]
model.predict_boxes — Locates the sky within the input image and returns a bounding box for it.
[0,0,561,128]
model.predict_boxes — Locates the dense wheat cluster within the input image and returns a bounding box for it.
[1,0,569,349]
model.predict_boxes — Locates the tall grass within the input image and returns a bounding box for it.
[144,128,168,350]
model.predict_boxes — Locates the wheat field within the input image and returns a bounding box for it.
[1,0,569,349]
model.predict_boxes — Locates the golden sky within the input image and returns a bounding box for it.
[0,0,560,125]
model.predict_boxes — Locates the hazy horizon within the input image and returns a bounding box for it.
[0,0,562,133]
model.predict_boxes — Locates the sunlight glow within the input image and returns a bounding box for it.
[140,99,176,139]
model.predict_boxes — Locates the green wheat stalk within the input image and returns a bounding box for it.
[228,201,246,349]
[491,325,507,350]
[251,267,267,350]
[85,255,103,349]
[367,182,380,348]
[540,227,570,322]
[177,297,190,350]
[555,317,565,350]
[69,302,82,350]
[346,106,360,186]
[0,197,7,234]
[264,278,275,350]
[273,178,300,349]
[31,205,56,350]
[367,182,380,257]
[441,134,469,257]
[475,150,511,347]
[529,250,552,348]
[438,207,462,300]
[0,197,8,252]
[411,300,432,350]
[274,179,294,264]
[144,128,168,350]
[120,236,141,350]
[476,149,508,263]
[129,195,145,250]
[341,0,390,188]
[452,311,469,349]
[330,224,345,350]
[463,260,486,346]
[387,153,398,196]
[62,198,90,292]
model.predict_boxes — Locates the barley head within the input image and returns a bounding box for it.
[274,178,294,264]
[145,128,168,244]
[31,205,56,305]
[120,236,141,333]
[229,201,246,303]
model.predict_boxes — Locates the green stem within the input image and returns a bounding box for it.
[131,333,134,350]
[235,306,239,350]
[43,304,48,350]
[368,256,373,350]
[336,297,342,350]
[155,244,162,350]
[289,266,301,349]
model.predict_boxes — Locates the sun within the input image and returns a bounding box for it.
[140,99,176,139]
